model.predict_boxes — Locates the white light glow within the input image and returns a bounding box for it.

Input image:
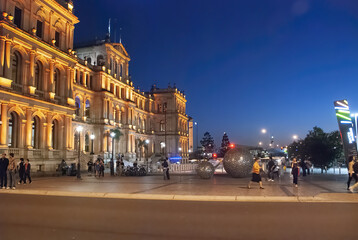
[76,126,83,132]
[90,134,95,140]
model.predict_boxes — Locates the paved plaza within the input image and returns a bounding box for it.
[1,171,357,202]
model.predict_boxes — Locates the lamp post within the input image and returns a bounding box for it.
[145,139,150,172]
[178,147,182,164]
[110,132,115,176]
[76,126,83,179]
[90,134,95,155]
[293,135,298,140]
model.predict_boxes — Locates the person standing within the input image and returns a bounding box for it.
[7,153,16,189]
[60,159,67,176]
[162,158,170,180]
[248,157,264,189]
[301,159,307,176]
[116,158,120,176]
[99,160,104,177]
[24,159,32,184]
[87,159,93,173]
[18,158,25,184]
[291,158,299,187]
[0,153,9,189]
[348,157,358,192]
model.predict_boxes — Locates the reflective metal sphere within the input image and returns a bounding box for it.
[223,148,254,178]
[196,161,215,179]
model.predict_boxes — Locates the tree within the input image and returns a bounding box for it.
[200,132,215,153]
[287,127,343,171]
[219,132,230,157]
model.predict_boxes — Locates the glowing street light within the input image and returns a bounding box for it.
[90,134,95,155]
[259,142,262,146]
[110,132,116,176]
[261,129,267,134]
[293,135,298,140]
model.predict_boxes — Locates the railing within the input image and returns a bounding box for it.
[11,82,23,92]
[35,90,44,98]
[33,150,42,157]
[8,148,20,156]
[170,164,198,173]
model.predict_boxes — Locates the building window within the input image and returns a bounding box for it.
[79,72,83,84]
[89,75,93,89]
[85,133,90,152]
[8,112,19,148]
[34,62,42,90]
[14,7,22,28]
[32,116,40,149]
[87,57,92,65]
[85,100,90,118]
[54,69,60,95]
[52,120,59,149]
[97,55,104,66]
[12,51,21,84]
[160,120,165,132]
[75,97,81,116]
[36,20,43,38]
[55,31,60,47]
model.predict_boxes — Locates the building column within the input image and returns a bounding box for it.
[46,113,53,150]
[49,61,54,93]
[4,40,12,79]
[0,37,5,77]
[25,109,33,149]
[0,103,8,147]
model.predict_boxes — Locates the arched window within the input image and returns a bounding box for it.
[52,120,59,149]
[120,64,123,77]
[85,100,90,118]
[87,57,92,65]
[54,69,60,95]
[8,112,19,148]
[97,55,104,66]
[85,133,90,152]
[31,116,41,149]
[12,51,22,84]
[160,120,165,132]
[34,61,42,90]
[75,97,81,116]
[110,58,113,71]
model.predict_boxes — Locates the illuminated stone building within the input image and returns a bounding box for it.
[0,0,189,173]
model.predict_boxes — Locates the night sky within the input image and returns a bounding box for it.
[73,0,358,148]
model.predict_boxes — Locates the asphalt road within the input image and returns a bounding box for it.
[0,193,357,240]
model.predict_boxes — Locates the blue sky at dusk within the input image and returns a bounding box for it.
[74,0,358,148]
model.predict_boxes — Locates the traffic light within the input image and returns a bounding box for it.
[213,153,217,159]
[229,143,235,148]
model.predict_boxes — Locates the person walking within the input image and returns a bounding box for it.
[0,153,9,189]
[7,153,16,190]
[348,157,358,192]
[291,158,299,187]
[60,159,67,176]
[18,158,25,184]
[99,160,104,177]
[347,156,357,190]
[301,159,307,176]
[162,158,170,180]
[24,159,32,184]
[267,156,275,182]
[248,157,264,189]
[116,158,120,176]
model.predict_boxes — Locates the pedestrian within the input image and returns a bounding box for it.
[271,161,280,180]
[347,156,357,190]
[348,157,358,192]
[0,153,9,189]
[248,157,264,189]
[301,159,307,176]
[87,159,93,173]
[116,158,120,176]
[60,159,67,176]
[95,160,100,177]
[305,159,312,175]
[267,156,275,181]
[99,160,104,177]
[291,158,299,187]
[162,158,170,180]
[18,158,25,184]
[24,159,32,184]
[7,153,16,190]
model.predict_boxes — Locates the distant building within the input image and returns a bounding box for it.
[0,0,189,173]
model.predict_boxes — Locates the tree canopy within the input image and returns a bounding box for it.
[287,126,343,169]
[200,132,215,153]
[219,132,230,157]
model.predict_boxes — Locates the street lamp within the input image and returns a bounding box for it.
[110,132,115,176]
[76,126,83,179]
[195,122,198,151]
[261,129,267,134]
[90,134,95,155]
[293,135,298,140]
[259,142,262,146]
[160,142,166,155]
[145,139,150,172]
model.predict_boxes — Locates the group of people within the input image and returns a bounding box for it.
[0,153,32,190]
[248,156,311,189]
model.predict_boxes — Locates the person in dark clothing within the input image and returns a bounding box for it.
[60,159,67,176]
[87,159,93,173]
[267,156,275,181]
[17,158,25,184]
[348,156,358,191]
[291,158,299,187]
[162,158,170,180]
[24,159,32,184]
[301,159,307,176]
[0,153,9,188]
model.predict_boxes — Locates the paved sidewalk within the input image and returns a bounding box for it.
[1,172,358,202]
